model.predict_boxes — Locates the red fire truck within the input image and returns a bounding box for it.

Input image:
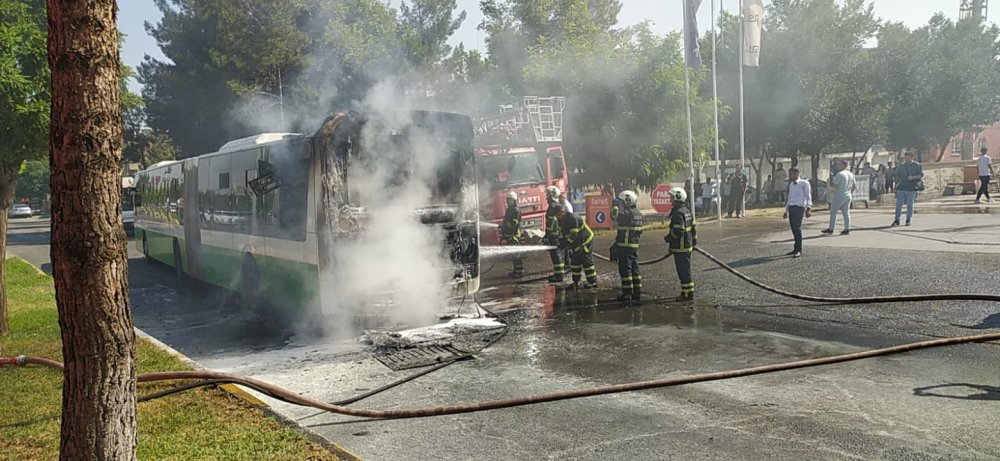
[475,96,569,245]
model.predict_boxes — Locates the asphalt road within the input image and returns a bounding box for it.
[8,211,1000,460]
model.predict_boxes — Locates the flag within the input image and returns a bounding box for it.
[743,0,763,67]
[684,0,703,68]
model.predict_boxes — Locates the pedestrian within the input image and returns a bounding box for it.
[611,190,643,304]
[701,178,717,214]
[557,203,597,290]
[728,165,749,218]
[876,164,887,204]
[721,174,733,215]
[544,186,566,282]
[976,147,995,204]
[892,152,923,226]
[861,161,877,203]
[499,191,524,278]
[822,159,856,235]
[885,162,896,193]
[782,167,812,258]
[773,163,788,204]
[664,188,697,301]
[561,192,575,213]
[763,175,773,204]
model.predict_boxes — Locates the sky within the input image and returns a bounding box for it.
[118,0,987,91]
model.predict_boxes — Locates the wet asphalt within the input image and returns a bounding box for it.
[6,214,1000,460]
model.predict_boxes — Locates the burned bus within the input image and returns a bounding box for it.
[135,110,480,318]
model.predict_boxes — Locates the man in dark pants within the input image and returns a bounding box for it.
[727,165,749,218]
[782,168,812,258]
[976,147,995,204]
[611,190,643,304]
[557,205,598,289]
[544,186,565,282]
[664,188,697,301]
[499,191,523,277]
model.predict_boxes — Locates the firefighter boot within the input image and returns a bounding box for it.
[548,273,564,283]
[674,292,694,303]
[630,287,642,306]
[616,289,633,303]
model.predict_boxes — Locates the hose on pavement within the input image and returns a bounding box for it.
[5,332,1000,420]
[7,245,1000,420]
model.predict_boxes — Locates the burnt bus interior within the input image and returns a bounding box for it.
[314,110,480,292]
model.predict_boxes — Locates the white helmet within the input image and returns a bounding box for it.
[619,190,638,206]
[545,186,561,200]
[669,188,687,203]
[506,191,518,203]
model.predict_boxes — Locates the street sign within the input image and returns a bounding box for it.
[585,195,613,229]
[651,184,674,214]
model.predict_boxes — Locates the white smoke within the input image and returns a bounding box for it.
[312,82,468,339]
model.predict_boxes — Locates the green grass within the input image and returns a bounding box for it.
[0,258,344,461]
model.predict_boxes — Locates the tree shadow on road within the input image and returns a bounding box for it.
[950,312,1000,330]
[913,383,1000,401]
[704,254,788,270]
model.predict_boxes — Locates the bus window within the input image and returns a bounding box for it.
[255,143,307,241]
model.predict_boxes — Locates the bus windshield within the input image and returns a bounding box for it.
[479,152,544,191]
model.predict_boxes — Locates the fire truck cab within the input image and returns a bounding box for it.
[475,97,569,245]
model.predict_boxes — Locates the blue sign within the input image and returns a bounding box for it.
[595,211,606,224]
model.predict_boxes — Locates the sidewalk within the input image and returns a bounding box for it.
[755,206,1000,254]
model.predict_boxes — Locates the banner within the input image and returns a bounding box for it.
[743,0,763,67]
[684,0,703,68]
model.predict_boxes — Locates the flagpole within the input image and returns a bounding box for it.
[683,0,697,221]
[739,0,746,173]
[712,0,721,221]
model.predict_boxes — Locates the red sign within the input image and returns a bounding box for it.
[651,184,674,214]
[585,195,613,229]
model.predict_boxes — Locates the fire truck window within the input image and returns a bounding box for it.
[550,154,565,180]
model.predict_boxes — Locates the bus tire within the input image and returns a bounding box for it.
[240,254,262,313]
[172,239,183,279]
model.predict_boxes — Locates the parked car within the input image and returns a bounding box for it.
[8,204,32,219]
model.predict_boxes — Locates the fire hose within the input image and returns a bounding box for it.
[4,247,1000,420]
[4,332,1000,420]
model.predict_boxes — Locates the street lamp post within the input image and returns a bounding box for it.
[257,68,286,130]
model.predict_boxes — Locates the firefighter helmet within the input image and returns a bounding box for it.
[619,190,638,205]
[669,188,688,203]
[545,186,561,200]
[506,191,518,204]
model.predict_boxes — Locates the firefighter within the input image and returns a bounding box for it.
[544,186,566,282]
[499,191,524,278]
[663,188,697,301]
[611,190,643,304]
[557,204,598,289]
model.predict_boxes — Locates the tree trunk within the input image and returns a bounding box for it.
[48,1,136,460]
[810,153,821,201]
[934,137,951,163]
[0,164,19,337]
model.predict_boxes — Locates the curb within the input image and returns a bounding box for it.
[134,327,362,461]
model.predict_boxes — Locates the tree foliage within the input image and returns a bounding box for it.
[0,0,49,171]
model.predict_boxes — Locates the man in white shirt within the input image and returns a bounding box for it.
[783,168,812,257]
[560,192,574,214]
[976,147,995,204]
[822,159,857,235]
[701,179,717,213]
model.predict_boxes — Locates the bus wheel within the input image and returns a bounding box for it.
[240,255,262,312]
[141,234,150,262]
[172,239,183,279]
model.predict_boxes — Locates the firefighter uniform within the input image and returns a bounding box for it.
[560,212,598,288]
[664,201,697,300]
[500,200,523,277]
[613,204,643,302]
[545,199,565,282]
